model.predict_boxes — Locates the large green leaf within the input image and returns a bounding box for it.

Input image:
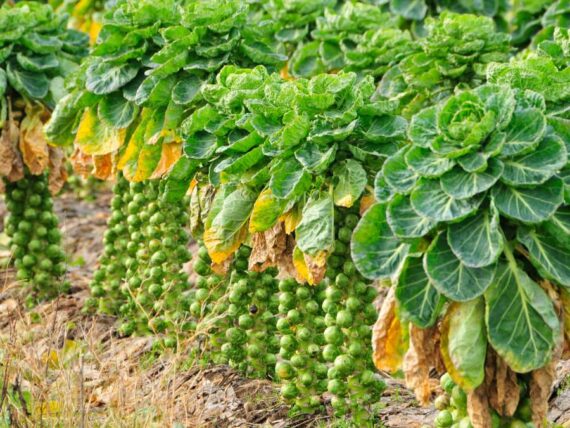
[351,203,412,280]
[332,159,367,208]
[0,68,6,98]
[172,74,203,105]
[542,207,570,249]
[98,92,138,129]
[86,61,140,95]
[447,207,503,268]
[269,157,311,199]
[215,147,265,177]
[501,135,567,186]
[425,233,495,302]
[518,227,570,288]
[485,250,559,373]
[396,256,443,328]
[295,192,335,256]
[295,143,337,173]
[390,0,428,20]
[184,131,218,159]
[440,299,487,392]
[382,147,418,193]
[501,108,546,157]
[411,179,483,222]
[386,195,435,239]
[16,53,59,72]
[405,146,455,178]
[492,178,564,224]
[6,62,48,100]
[440,158,504,200]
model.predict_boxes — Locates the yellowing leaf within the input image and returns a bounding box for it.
[372,287,409,372]
[0,109,24,182]
[204,224,248,264]
[280,63,293,81]
[250,188,287,233]
[293,246,311,284]
[89,21,103,45]
[360,193,375,215]
[292,246,326,285]
[76,107,125,156]
[150,142,182,179]
[279,205,302,234]
[19,107,49,174]
[70,147,92,178]
[47,147,68,194]
[93,153,113,180]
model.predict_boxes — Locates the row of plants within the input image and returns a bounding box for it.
[1,0,569,427]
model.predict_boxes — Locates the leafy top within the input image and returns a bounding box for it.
[0,1,89,109]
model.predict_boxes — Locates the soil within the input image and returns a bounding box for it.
[0,190,568,427]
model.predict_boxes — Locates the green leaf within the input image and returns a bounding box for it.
[517,227,570,288]
[0,68,6,98]
[134,75,176,106]
[172,75,203,105]
[425,233,495,302]
[98,93,138,129]
[501,108,547,157]
[411,179,483,222]
[295,192,335,256]
[408,106,438,148]
[269,157,311,199]
[86,61,139,95]
[501,135,567,186]
[294,143,337,173]
[359,115,407,143]
[405,146,455,178]
[396,256,442,328]
[390,0,428,20]
[440,158,504,200]
[289,41,325,78]
[440,299,487,392]
[332,159,367,208]
[387,195,435,239]
[22,33,62,54]
[351,203,412,280]
[382,147,418,193]
[163,157,200,203]
[457,152,487,173]
[215,147,265,177]
[16,53,58,72]
[6,62,48,100]
[485,250,559,373]
[241,40,288,65]
[184,131,218,160]
[448,207,503,268]
[542,207,570,249]
[204,186,257,264]
[492,178,564,224]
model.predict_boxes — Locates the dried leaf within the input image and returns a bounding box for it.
[561,288,570,359]
[0,113,24,182]
[467,385,492,428]
[70,147,93,178]
[93,154,114,180]
[211,257,232,276]
[19,107,49,174]
[529,364,555,427]
[248,223,288,272]
[303,251,327,285]
[47,147,67,194]
[485,349,520,417]
[372,287,408,372]
[403,324,438,406]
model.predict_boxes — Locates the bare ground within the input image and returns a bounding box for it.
[0,190,568,427]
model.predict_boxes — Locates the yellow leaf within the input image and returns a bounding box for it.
[203,224,248,264]
[93,153,113,180]
[280,63,294,81]
[75,108,125,156]
[19,106,49,175]
[279,205,302,234]
[292,246,310,284]
[249,188,286,233]
[150,142,182,179]
[372,287,409,372]
[89,20,103,45]
[359,193,375,215]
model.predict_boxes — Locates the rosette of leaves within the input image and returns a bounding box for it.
[287,2,416,78]
[45,0,286,182]
[0,1,88,113]
[372,0,506,22]
[352,82,569,394]
[378,12,511,118]
[510,0,570,46]
[177,66,408,270]
[248,0,336,51]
